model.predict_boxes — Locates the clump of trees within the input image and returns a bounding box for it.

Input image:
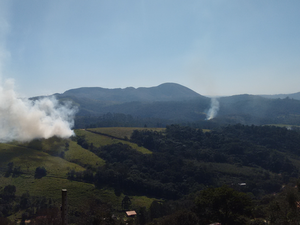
[0,185,59,224]
[5,162,22,178]
[34,166,47,179]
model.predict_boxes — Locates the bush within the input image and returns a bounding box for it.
[34,166,47,179]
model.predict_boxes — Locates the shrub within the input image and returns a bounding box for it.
[34,166,47,179]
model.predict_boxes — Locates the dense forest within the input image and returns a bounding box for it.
[74,112,219,130]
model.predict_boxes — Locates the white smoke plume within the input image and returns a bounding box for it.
[206,97,219,120]
[0,79,77,142]
[0,3,77,142]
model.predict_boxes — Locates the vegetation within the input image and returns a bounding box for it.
[75,129,152,154]
[2,124,300,224]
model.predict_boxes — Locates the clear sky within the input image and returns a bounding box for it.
[1,0,300,97]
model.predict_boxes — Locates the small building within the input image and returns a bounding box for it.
[126,211,137,217]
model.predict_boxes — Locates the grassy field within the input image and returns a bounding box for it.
[0,127,160,221]
[202,162,259,177]
[0,142,93,216]
[75,129,152,154]
[0,144,84,177]
[88,127,165,139]
[65,140,105,168]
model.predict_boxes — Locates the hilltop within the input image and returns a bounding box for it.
[57,82,204,103]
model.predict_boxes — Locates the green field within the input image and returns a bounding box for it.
[65,140,105,168]
[0,127,160,221]
[88,127,165,139]
[75,129,153,154]
[0,144,84,177]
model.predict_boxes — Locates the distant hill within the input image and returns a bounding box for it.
[217,94,300,125]
[53,83,211,121]
[58,83,203,103]
[261,92,300,100]
[32,83,300,127]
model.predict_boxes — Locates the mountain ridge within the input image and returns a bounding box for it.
[260,92,300,100]
[59,82,204,103]
[32,83,300,126]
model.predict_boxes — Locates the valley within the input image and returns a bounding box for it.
[1,125,300,224]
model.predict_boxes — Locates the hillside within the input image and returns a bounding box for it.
[0,129,160,222]
[2,125,300,224]
[71,125,300,199]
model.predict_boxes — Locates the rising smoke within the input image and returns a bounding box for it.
[206,97,219,120]
[0,3,76,142]
[0,79,77,142]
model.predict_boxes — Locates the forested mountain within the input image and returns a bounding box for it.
[33,83,300,127]
[56,83,204,103]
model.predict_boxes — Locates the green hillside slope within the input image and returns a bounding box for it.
[75,129,152,154]
[0,130,157,222]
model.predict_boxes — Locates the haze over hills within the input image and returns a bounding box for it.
[261,92,300,100]
[34,83,300,127]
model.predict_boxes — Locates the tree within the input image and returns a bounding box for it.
[5,162,14,177]
[20,192,31,209]
[195,185,252,225]
[157,210,199,225]
[35,166,47,179]
[266,185,300,225]
[121,196,132,210]
[0,218,14,225]
[65,142,69,151]
[2,185,16,201]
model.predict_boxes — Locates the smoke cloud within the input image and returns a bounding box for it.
[0,3,77,142]
[206,97,219,120]
[0,79,77,142]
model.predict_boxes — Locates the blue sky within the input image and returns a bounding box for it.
[1,0,300,97]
